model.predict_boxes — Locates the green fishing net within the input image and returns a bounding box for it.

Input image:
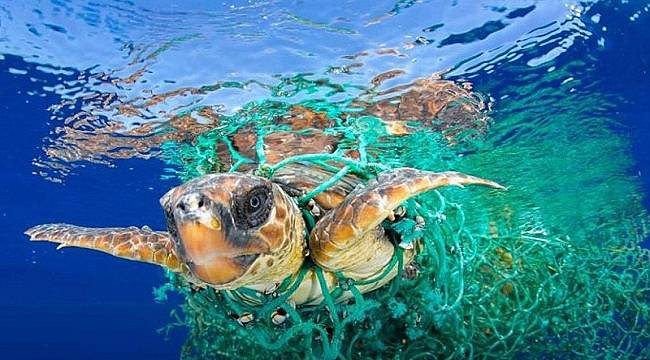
[155,76,650,359]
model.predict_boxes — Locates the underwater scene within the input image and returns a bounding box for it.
[2,0,650,359]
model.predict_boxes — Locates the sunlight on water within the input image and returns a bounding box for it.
[0,1,604,181]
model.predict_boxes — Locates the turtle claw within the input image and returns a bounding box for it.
[26,223,187,274]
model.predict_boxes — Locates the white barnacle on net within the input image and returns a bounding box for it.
[415,215,426,228]
[263,283,279,295]
[306,199,322,218]
[388,205,408,223]
[237,312,254,326]
[271,308,288,325]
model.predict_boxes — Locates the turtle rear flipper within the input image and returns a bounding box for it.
[309,168,504,278]
[26,224,188,274]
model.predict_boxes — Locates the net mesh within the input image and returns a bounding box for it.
[155,78,650,359]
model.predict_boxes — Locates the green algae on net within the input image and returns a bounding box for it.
[155,76,650,359]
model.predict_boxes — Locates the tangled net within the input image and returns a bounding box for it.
[154,82,650,359]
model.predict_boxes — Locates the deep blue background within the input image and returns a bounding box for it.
[0,55,186,359]
[597,1,650,247]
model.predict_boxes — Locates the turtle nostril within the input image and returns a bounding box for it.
[177,193,208,214]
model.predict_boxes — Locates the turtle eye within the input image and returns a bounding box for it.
[234,185,273,229]
[249,195,261,208]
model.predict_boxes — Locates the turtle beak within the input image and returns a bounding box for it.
[172,192,265,285]
[176,218,227,264]
[176,220,256,285]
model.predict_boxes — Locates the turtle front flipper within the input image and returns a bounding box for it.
[309,168,504,280]
[26,224,188,274]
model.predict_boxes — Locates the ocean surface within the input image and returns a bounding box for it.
[1,1,649,359]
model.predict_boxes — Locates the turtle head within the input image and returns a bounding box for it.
[160,173,305,288]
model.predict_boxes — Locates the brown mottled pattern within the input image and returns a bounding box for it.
[45,112,216,164]
[258,218,285,249]
[354,76,488,137]
[25,224,187,274]
[208,78,483,174]
[39,74,486,179]
[264,131,339,165]
[278,106,334,130]
[310,168,504,270]
[272,163,361,210]
[226,126,340,167]
[243,186,306,285]
[230,124,258,160]
[144,87,203,108]
[370,69,406,87]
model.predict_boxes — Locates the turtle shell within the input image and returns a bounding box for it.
[202,77,489,210]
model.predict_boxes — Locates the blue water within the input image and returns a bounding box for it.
[1,1,649,359]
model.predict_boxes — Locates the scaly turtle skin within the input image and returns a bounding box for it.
[26,168,502,305]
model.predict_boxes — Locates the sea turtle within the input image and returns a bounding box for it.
[26,75,503,307]
[26,168,502,306]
